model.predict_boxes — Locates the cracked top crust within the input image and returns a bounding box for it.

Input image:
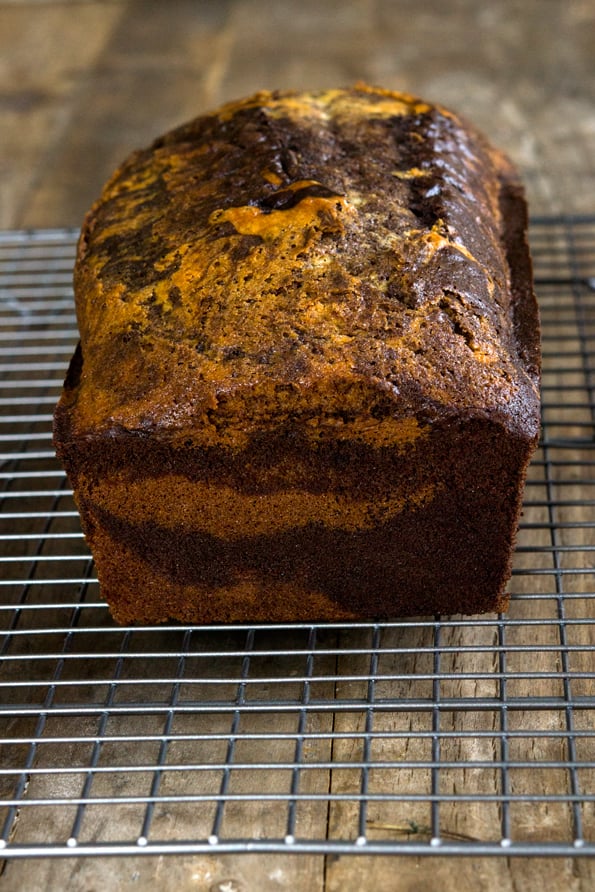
[57,84,540,449]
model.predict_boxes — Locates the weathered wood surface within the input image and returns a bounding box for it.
[2,0,594,230]
[1,1,594,890]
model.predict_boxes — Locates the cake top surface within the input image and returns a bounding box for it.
[63,84,540,448]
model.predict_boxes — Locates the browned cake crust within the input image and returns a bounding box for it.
[54,84,541,624]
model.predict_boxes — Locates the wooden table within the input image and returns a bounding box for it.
[1,1,594,890]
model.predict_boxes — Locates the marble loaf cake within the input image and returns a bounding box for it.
[54,85,541,625]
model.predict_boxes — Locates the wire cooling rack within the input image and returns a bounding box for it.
[0,219,594,861]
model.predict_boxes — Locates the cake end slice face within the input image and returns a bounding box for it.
[55,415,536,625]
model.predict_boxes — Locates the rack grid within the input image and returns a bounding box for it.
[0,218,593,859]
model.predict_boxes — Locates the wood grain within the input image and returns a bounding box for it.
[2,0,594,228]
[0,1,594,890]
[0,2,125,229]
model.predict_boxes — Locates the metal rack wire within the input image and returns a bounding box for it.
[0,219,593,859]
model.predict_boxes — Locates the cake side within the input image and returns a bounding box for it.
[54,85,541,624]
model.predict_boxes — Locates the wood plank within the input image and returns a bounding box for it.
[15,0,236,228]
[5,0,595,227]
[324,855,595,892]
[1,625,336,890]
[2,852,324,892]
[1,0,594,889]
[0,1,126,229]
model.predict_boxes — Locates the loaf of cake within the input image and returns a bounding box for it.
[54,84,540,624]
